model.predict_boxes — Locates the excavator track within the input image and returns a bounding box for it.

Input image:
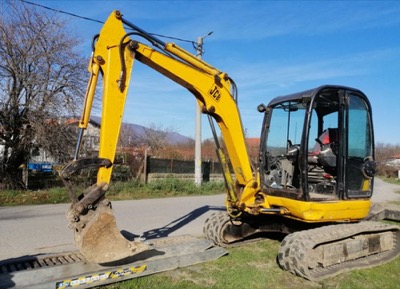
[203,212,277,247]
[278,221,400,281]
[203,212,231,246]
[204,211,400,281]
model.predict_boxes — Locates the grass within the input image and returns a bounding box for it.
[108,177,225,200]
[0,186,70,206]
[0,177,225,206]
[380,177,400,199]
[380,176,400,186]
[97,238,400,289]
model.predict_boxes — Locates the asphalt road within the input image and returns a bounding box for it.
[0,178,399,261]
[0,194,226,261]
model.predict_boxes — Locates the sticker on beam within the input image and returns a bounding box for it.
[55,264,147,288]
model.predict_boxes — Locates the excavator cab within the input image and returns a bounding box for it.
[259,85,376,201]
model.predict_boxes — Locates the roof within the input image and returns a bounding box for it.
[267,85,365,107]
[246,138,260,147]
[66,118,101,128]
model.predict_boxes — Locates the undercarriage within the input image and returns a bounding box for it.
[203,210,400,280]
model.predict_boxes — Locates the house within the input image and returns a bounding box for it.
[28,118,101,169]
[66,118,101,154]
[385,154,400,169]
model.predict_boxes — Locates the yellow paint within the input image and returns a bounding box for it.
[262,195,371,222]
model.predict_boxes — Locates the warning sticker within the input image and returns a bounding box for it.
[55,264,147,288]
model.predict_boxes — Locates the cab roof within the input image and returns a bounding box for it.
[267,85,365,108]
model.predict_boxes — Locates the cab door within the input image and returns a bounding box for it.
[343,91,375,199]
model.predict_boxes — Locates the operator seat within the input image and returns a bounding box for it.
[308,128,338,169]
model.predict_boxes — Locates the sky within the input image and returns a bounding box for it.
[30,0,400,144]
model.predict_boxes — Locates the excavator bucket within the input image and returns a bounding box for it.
[61,160,150,264]
[68,202,149,264]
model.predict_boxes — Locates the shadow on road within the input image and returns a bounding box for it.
[123,205,225,240]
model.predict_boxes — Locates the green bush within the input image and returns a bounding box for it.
[0,178,225,206]
[146,177,225,196]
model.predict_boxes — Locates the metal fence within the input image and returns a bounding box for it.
[22,157,226,189]
[147,158,223,174]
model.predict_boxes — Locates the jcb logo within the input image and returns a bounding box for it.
[209,85,221,101]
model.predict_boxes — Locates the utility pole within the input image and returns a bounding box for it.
[194,32,212,186]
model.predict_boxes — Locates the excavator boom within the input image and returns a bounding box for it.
[61,10,256,263]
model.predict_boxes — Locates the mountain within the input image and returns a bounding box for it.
[90,116,193,145]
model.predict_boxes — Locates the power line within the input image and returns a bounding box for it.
[19,0,197,46]
[20,0,104,24]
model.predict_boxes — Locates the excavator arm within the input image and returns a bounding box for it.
[60,10,259,263]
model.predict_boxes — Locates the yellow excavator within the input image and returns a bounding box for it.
[60,10,400,281]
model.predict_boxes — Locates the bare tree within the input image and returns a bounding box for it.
[375,142,400,163]
[0,1,87,188]
[375,142,400,177]
[141,124,172,150]
[118,123,138,149]
[126,123,175,152]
